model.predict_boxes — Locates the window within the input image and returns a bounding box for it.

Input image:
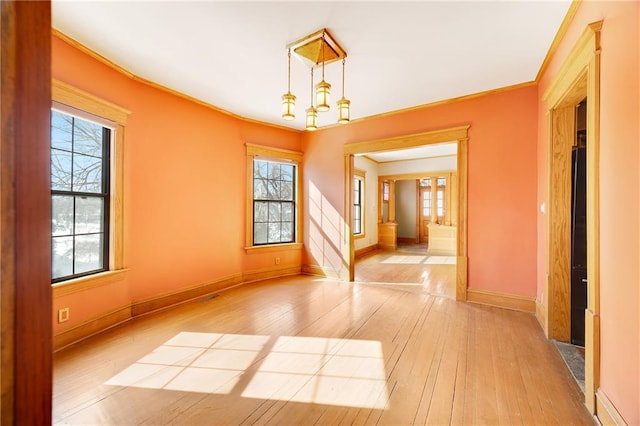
[382,181,389,201]
[245,143,302,250]
[353,173,364,236]
[437,177,446,219]
[421,178,432,217]
[252,159,296,245]
[51,110,111,282]
[51,79,129,287]
[423,190,432,217]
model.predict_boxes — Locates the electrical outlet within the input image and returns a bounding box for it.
[58,307,70,323]
[275,257,281,265]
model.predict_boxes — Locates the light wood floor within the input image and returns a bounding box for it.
[54,275,592,425]
[355,244,456,299]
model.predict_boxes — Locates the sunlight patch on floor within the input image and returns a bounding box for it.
[105,332,389,410]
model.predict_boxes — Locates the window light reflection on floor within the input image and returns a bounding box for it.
[105,332,389,410]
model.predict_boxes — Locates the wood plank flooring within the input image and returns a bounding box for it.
[53,275,592,425]
[355,244,456,299]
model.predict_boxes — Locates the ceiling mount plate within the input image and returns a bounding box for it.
[287,28,346,68]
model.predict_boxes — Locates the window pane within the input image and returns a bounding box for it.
[282,203,293,222]
[267,180,281,200]
[281,222,293,241]
[437,177,446,186]
[75,196,104,234]
[281,164,294,181]
[74,234,103,274]
[52,195,74,236]
[254,223,267,244]
[268,162,281,180]
[268,222,282,243]
[281,181,294,201]
[52,236,74,279]
[73,118,104,157]
[51,111,73,151]
[73,153,102,193]
[354,205,361,220]
[51,148,72,191]
[354,219,361,234]
[254,160,268,179]
[269,203,281,222]
[254,202,268,222]
[254,178,268,199]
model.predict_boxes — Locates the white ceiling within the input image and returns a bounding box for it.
[52,1,571,131]
[362,142,457,162]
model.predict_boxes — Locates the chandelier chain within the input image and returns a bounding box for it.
[287,48,291,93]
[342,58,345,97]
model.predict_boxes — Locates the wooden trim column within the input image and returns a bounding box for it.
[1,1,53,423]
[456,137,468,301]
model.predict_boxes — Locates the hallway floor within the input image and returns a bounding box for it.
[355,243,456,299]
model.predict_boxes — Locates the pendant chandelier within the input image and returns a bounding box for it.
[280,28,350,130]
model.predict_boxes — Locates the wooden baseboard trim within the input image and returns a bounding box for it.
[397,237,418,244]
[535,299,548,335]
[301,264,343,279]
[53,304,131,352]
[596,388,627,426]
[466,288,536,313]
[378,243,397,250]
[131,273,243,317]
[242,265,301,283]
[355,243,379,258]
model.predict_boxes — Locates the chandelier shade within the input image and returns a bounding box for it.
[281,93,296,121]
[337,97,351,124]
[315,80,331,112]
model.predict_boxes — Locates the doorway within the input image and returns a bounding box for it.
[543,21,601,413]
[343,125,469,301]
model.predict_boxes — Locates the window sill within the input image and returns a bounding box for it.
[52,268,129,298]
[354,233,366,240]
[244,242,303,254]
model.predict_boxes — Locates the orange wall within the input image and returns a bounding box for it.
[52,35,302,333]
[537,2,640,423]
[302,85,539,296]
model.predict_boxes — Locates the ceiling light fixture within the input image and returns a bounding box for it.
[283,28,349,129]
[337,59,351,124]
[281,48,295,121]
[305,68,318,131]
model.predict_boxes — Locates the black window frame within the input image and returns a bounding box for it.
[252,158,297,246]
[51,110,111,283]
